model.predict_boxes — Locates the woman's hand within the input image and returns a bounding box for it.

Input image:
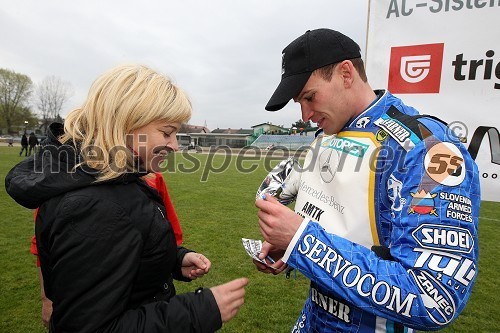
[211,278,249,323]
[181,252,211,280]
[41,296,52,328]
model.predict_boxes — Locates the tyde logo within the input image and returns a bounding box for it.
[388,43,444,93]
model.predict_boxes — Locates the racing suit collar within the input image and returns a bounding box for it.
[346,89,387,129]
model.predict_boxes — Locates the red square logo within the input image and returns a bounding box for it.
[388,43,444,94]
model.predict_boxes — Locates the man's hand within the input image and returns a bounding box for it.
[211,278,249,323]
[181,252,211,280]
[253,241,288,275]
[256,194,303,249]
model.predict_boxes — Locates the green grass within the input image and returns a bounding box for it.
[0,146,498,332]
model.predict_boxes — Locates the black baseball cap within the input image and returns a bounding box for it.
[265,28,361,111]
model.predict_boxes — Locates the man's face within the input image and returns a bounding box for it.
[128,120,181,172]
[294,68,352,135]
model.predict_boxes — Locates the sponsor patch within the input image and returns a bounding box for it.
[298,181,345,214]
[291,314,307,333]
[310,288,351,323]
[374,113,422,150]
[424,142,465,186]
[410,270,456,326]
[298,234,417,318]
[412,224,473,254]
[301,201,325,222]
[321,136,369,158]
[355,116,371,128]
[409,190,438,216]
[387,174,405,215]
[319,148,340,183]
[440,192,473,223]
[413,248,476,288]
[376,129,389,142]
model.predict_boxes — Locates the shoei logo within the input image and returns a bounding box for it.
[388,43,444,94]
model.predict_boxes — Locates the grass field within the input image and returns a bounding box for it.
[0,146,498,332]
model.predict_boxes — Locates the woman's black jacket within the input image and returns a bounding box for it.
[5,123,222,332]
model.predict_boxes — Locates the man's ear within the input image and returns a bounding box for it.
[339,60,355,88]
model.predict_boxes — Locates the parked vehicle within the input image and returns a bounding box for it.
[0,135,21,143]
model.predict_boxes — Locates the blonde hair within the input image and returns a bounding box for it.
[61,64,192,181]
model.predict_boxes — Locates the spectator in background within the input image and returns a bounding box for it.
[28,132,39,155]
[19,133,28,156]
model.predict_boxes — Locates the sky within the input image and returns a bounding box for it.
[1,1,369,131]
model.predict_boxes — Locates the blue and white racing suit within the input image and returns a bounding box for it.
[283,90,480,332]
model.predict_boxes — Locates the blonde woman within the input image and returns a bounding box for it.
[6,64,247,332]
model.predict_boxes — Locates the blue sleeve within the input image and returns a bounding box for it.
[284,132,480,330]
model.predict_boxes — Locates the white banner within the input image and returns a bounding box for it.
[366,0,500,201]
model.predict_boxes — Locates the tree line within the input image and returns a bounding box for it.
[0,68,72,135]
[1,67,313,136]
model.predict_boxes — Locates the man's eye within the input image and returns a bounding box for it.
[305,93,315,101]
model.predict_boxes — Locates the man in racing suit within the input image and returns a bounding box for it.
[254,29,480,332]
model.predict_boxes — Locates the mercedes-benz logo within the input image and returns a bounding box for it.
[319,148,339,183]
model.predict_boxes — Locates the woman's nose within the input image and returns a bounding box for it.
[170,136,179,151]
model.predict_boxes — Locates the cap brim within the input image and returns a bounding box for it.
[265,72,312,111]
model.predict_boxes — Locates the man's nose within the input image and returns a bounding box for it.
[301,105,314,122]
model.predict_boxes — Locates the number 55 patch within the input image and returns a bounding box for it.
[424,142,465,186]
